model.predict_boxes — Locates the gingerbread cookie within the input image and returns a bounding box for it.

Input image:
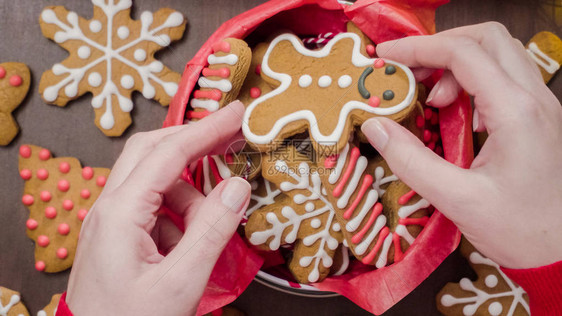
[246,176,282,219]
[19,145,110,272]
[237,42,273,107]
[318,143,431,266]
[187,38,251,120]
[526,31,562,83]
[242,32,418,155]
[39,0,186,136]
[246,146,343,283]
[437,240,529,316]
[0,287,29,316]
[0,63,30,146]
[37,294,62,316]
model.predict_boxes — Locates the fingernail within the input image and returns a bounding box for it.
[426,80,441,105]
[221,177,250,213]
[362,118,389,149]
[472,109,479,132]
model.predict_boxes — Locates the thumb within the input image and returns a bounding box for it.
[361,117,475,219]
[158,177,250,291]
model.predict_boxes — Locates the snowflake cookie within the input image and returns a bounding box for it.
[38,0,186,136]
[37,294,62,316]
[437,240,530,316]
[19,145,110,272]
[242,32,418,155]
[245,146,343,283]
[0,62,30,146]
[0,287,29,316]
[525,31,562,84]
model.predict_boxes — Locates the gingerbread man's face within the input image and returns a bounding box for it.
[242,33,418,155]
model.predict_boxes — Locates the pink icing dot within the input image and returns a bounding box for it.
[0,66,5,78]
[38,149,51,161]
[416,115,425,128]
[255,64,262,75]
[366,44,376,56]
[250,87,261,99]
[9,75,22,87]
[212,41,231,53]
[37,168,49,180]
[82,167,94,180]
[45,206,57,219]
[62,200,74,211]
[59,162,71,173]
[80,189,91,199]
[373,59,385,68]
[77,209,88,221]
[96,176,107,187]
[37,235,50,247]
[56,248,68,259]
[22,194,34,206]
[368,96,380,108]
[19,145,31,158]
[35,261,46,271]
[26,219,38,230]
[40,191,52,202]
[58,179,70,192]
[20,169,32,180]
[58,223,70,235]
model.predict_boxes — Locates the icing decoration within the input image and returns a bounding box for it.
[58,223,70,235]
[37,235,50,247]
[80,189,91,199]
[134,48,146,61]
[193,155,233,196]
[19,145,31,158]
[56,247,68,259]
[96,176,106,187]
[37,169,49,180]
[35,261,46,271]
[59,162,71,173]
[77,209,88,221]
[20,169,32,180]
[333,246,350,276]
[527,42,560,74]
[440,251,530,315]
[365,44,375,57]
[318,75,332,88]
[0,290,24,316]
[0,66,5,78]
[208,54,238,65]
[250,87,261,98]
[45,207,57,219]
[82,167,93,180]
[57,179,70,192]
[242,32,416,147]
[40,191,52,202]
[26,219,38,230]
[9,75,22,87]
[22,194,34,206]
[39,149,51,160]
[383,90,394,101]
[368,96,380,108]
[39,1,184,135]
[202,67,230,78]
[298,75,312,88]
[338,75,352,88]
[63,200,74,211]
[373,59,385,68]
[303,32,336,49]
[385,65,396,75]
[247,178,282,217]
[358,67,373,99]
[212,41,231,53]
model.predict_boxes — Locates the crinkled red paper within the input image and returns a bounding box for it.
[164,0,473,315]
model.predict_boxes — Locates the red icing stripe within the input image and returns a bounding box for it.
[351,202,382,244]
[398,190,416,205]
[202,67,230,78]
[333,147,361,197]
[194,89,222,101]
[360,227,389,265]
[343,174,373,220]
[393,233,404,262]
[208,156,224,184]
[399,216,429,226]
[212,41,231,53]
[186,110,211,120]
[324,155,338,168]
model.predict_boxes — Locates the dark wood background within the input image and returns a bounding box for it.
[0,0,560,314]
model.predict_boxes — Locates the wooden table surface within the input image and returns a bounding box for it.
[0,0,560,315]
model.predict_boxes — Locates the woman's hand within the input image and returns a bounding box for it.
[66,101,251,316]
[362,22,562,269]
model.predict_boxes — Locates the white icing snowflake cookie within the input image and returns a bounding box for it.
[0,287,29,316]
[38,0,186,136]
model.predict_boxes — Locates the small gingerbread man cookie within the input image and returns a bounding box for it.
[0,62,30,146]
[242,32,418,155]
[37,294,62,316]
[0,287,29,316]
[526,31,562,83]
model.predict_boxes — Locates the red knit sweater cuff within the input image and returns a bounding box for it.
[55,292,73,316]
[501,260,562,316]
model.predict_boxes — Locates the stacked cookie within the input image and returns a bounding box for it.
[186,23,442,284]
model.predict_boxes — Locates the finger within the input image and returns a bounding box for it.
[151,215,184,255]
[426,70,462,108]
[163,179,205,222]
[411,67,435,82]
[104,125,188,193]
[159,177,250,291]
[472,108,487,133]
[361,117,478,222]
[117,101,245,217]
[377,35,522,132]
[438,22,549,100]
[210,130,245,156]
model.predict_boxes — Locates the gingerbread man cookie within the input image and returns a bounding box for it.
[246,146,343,283]
[37,294,62,316]
[19,145,110,272]
[237,42,273,107]
[526,31,562,83]
[242,32,418,155]
[0,63,30,146]
[38,0,186,136]
[437,240,529,316]
[0,287,29,316]
[187,38,251,120]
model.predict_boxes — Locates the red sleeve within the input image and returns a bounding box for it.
[501,260,562,316]
[55,292,73,316]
